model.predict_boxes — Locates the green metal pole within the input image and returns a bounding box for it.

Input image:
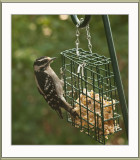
[102,15,128,138]
[71,15,91,28]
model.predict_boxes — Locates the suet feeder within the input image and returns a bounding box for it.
[61,15,128,144]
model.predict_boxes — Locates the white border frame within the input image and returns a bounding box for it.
[2,2,138,158]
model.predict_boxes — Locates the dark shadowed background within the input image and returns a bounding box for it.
[12,15,128,145]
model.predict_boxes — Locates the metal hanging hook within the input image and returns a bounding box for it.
[71,15,91,28]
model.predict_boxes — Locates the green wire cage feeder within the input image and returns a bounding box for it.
[61,15,128,144]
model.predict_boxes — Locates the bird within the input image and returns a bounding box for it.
[33,56,78,119]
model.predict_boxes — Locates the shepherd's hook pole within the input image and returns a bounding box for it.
[102,15,128,138]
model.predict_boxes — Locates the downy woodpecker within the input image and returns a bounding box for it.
[33,56,78,119]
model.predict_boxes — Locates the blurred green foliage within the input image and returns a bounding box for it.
[12,15,128,145]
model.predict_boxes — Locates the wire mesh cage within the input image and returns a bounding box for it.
[61,48,122,144]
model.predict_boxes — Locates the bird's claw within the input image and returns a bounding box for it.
[60,67,64,75]
[60,67,64,82]
[71,110,79,119]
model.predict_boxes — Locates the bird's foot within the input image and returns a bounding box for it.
[71,109,79,119]
[60,67,65,79]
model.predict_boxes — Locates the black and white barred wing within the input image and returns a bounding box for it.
[35,71,63,118]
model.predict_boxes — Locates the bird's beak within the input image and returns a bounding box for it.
[49,57,56,63]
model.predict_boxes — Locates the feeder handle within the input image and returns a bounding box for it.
[71,15,91,28]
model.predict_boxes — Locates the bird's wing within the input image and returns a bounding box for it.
[35,71,63,118]
[44,75,78,118]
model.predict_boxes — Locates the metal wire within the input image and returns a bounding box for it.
[61,48,122,144]
[86,24,92,53]
[75,25,80,56]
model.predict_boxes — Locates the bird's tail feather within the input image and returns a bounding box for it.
[61,100,79,118]
[55,108,63,119]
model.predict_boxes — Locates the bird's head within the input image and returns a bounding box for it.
[33,56,56,72]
